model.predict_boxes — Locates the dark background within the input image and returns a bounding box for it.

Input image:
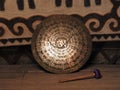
[0,41,120,65]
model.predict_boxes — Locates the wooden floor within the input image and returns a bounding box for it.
[0,64,120,90]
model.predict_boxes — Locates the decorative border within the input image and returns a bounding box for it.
[0,15,45,36]
[0,38,31,47]
[72,0,120,32]
[0,0,120,46]
[91,34,120,41]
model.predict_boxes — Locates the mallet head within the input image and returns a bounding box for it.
[93,69,102,79]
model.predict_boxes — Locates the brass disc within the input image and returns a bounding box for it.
[31,15,92,73]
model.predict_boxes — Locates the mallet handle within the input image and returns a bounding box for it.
[59,73,95,83]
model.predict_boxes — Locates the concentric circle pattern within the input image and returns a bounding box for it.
[32,15,92,73]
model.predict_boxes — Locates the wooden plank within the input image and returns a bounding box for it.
[0,64,120,72]
[0,65,119,90]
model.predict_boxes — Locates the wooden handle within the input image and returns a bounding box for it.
[59,73,95,83]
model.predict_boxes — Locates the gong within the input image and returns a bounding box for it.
[31,15,92,73]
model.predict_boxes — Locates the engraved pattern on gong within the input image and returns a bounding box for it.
[35,16,89,70]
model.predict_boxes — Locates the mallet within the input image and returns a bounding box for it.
[58,69,102,83]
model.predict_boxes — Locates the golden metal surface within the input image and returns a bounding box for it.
[32,15,92,73]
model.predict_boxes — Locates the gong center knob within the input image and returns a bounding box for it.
[56,38,67,48]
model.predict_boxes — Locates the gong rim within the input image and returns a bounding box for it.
[31,15,92,73]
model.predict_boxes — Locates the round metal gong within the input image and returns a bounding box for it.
[31,15,92,73]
